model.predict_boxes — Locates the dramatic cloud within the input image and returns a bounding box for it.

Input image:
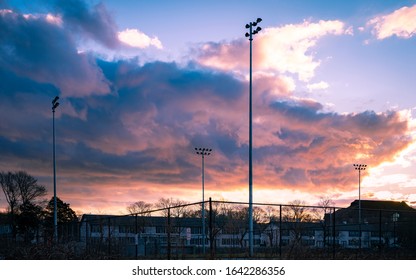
[196,20,350,82]
[47,0,120,49]
[1,56,413,211]
[0,8,111,97]
[262,101,412,191]
[367,4,416,39]
[1,2,415,212]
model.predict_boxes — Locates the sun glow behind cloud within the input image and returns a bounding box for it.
[196,19,351,83]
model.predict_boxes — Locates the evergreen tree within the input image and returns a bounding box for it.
[44,197,78,241]
[45,197,78,224]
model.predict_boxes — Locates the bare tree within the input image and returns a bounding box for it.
[282,200,315,257]
[312,196,335,220]
[262,206,279,247]
[15,171,46,206]
[263,206,279,223]
[312,196,335,248]
[0,172,20,216]
[126,201,153,235]
[0,171,47,239]
[127,201,153,216]
[156,197,189,218]
[283,200,313,222]
[253,206,266,224]
[220,205,249,248]
[0,172,20,236]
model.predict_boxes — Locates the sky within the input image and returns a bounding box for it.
[1,0,416,214]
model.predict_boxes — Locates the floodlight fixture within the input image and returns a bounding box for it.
[52,102,60,111]
[52,96,59,105]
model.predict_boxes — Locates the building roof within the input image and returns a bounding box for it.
[332,200,416,225]
[80,214,204,228]
[347,200,415,211]
[80,214,265,230]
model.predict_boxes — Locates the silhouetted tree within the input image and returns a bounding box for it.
[127,201,152,216]
[261,206,279,247]
[45,197,78,223]
[156,197,189,218]
[17,202,43,243]
[283,200,313,223]
[44,197,78,241]
[312,196,335,248]
[15,171,47,206]
[127,201,153,234]
[0,171,47,239]
[0,172,19,236]
[282,200,315,257]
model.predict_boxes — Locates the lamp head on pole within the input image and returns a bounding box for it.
[353,164,367,171]
[52,96,60,111]
[195,147,213,156]
[245,18,262,39]
[52,96,59,105]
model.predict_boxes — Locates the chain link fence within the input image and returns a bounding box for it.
[1,199,416,259]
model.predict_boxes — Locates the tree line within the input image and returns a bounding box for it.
[0,171,77,243]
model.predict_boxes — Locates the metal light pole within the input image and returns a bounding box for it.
[195,147,212,255]
[245,17,262,257]
[52,96,59,243]
[353,163,366,249]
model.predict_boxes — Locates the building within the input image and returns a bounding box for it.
[76,200,416,257]
[328,200,416,248]
[0,213,12,237]
[79,213,265,257]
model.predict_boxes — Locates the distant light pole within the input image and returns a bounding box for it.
[353,163,366,249]
[245,17,262,257]
[195,147,212,255]
[52,96,59,243]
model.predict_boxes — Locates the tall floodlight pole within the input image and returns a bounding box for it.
[353,163,366,249]
[195,147,212,255]
[52,96,60,243]
[245,17,262,257]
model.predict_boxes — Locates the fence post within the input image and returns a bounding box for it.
[379,210,382,251]
[323,209,327,251]
[279,204,282,259]
[108,217,111,256]
[209,197,214,259]
[135,214,138,259]
[86,221,90,255]
[167,207,171,260]
[332,207,336,259]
